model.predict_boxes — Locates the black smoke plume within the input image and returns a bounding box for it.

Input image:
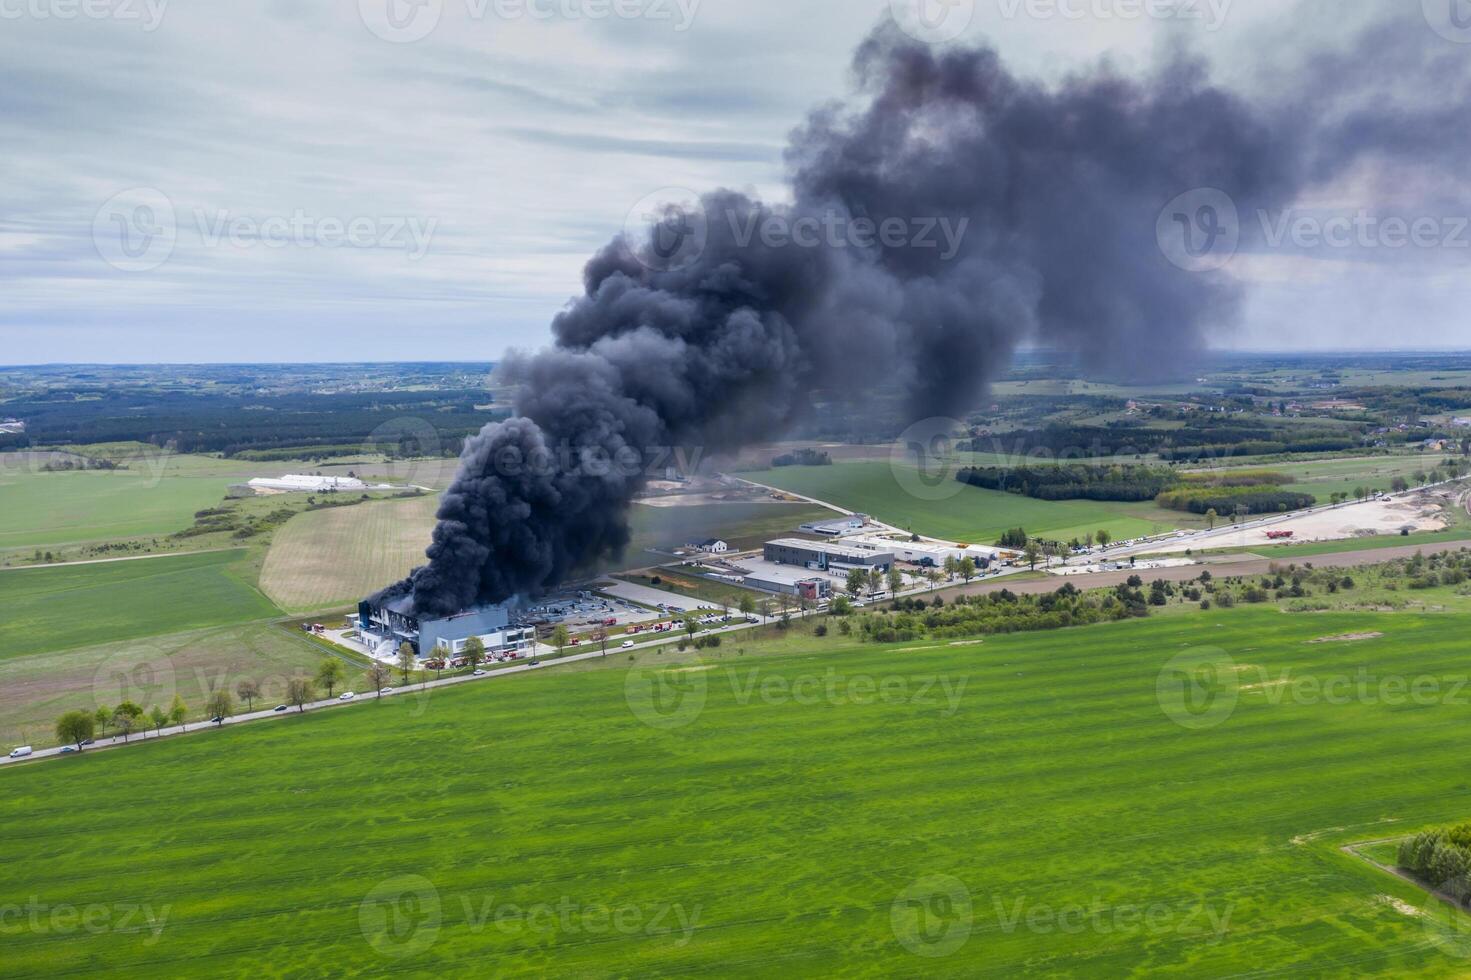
[385,13,1471,617]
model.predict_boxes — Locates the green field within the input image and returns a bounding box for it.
[0,467,234,551]
[5,606,1471,974]
[746,462,1186,543]
[0,622,338,751]
[0,550,282,660]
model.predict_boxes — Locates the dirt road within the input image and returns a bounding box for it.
[939,539,1471,599]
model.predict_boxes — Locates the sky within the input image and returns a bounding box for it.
[1,0,1468,363]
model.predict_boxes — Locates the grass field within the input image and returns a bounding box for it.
[0,467,234,551]
[0,550,281,660]
[745,462,1188,543]
[4,606,1471,974]
[259,493,441,613]
[0,622,338,750]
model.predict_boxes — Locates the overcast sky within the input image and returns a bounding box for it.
[1,0,1466,364]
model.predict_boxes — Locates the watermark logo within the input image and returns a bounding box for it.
[891,417,968,502]
[1157,188,1239,272]
[0,0,168,30]
[0,899,170,945]
[623,187,708,273]
[94,187,176,273]
[92,651,176,713]
[726,209,969,260]
[364,416,445,491]
[360,875,442,959]
[891,874,973,957]
[1425,0,1471,44]
[889,0,974,44]
[993,894,1234,939]
[359,0,442,42]
[624,663,708,730]
[996,0,1230,30]
[192,208,438,260]
[359,0,700,44]
[1156,646,1238,730]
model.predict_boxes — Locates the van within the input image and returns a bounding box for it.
[9,746,33,759]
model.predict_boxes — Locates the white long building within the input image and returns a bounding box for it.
[247,474,370,493]
[842,535,1009,567]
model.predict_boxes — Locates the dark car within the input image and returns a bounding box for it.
[273,705,288,712]
[210,716,224,724]
[80,738,94,746]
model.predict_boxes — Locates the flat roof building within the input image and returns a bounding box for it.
[741,566,832,600]
[249,474,370,493]
[798,514,869,537]
[764,538,894,571]
[842,535,1003,567]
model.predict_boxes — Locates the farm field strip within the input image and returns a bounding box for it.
[3,608,1471,975]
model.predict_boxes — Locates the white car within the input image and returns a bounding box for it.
[621,640,635,649]
[338,692,356,701]
[472,669,486,677]
[378,687,394,695]
[8,746,32,759]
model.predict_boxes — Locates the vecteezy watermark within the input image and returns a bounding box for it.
[1424,0,1471,44]
[192,209,437,260]
[725,210,969,261]
[626,666,969,730]
[1158,647,1471,730]
[889,0,974,44]
[488,440,708,481]
[93,189,439,271]
[995,0,1231,30]
[0,0,167,30]
[94,188,177,273]
[891,875,973,957]
[92,651,177,713]
[620,191,972,274]
[891,417,969,503]
[991,894,1234,940]
[358,0,699,43]
[0,899,170,945]
[358,875,701,959]
[1156,188,1240,273]
[1159,187,1471,272]
[624,662,708,730]
[1156,647,1239,731]
[1256,209,1471,252]
[622,186,709,273]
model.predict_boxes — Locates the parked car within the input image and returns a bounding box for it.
[273,705,288,712]
[9,746,33,758]
[339,692,356,701]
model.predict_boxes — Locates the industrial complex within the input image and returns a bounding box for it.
[356,594,535,659]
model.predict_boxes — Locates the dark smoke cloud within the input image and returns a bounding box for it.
[386,13,1471,617]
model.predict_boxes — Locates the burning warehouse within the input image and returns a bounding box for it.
[357,594,534,660]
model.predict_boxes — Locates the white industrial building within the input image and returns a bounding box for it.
[842,535,1007,568]
[247,474,373,493]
